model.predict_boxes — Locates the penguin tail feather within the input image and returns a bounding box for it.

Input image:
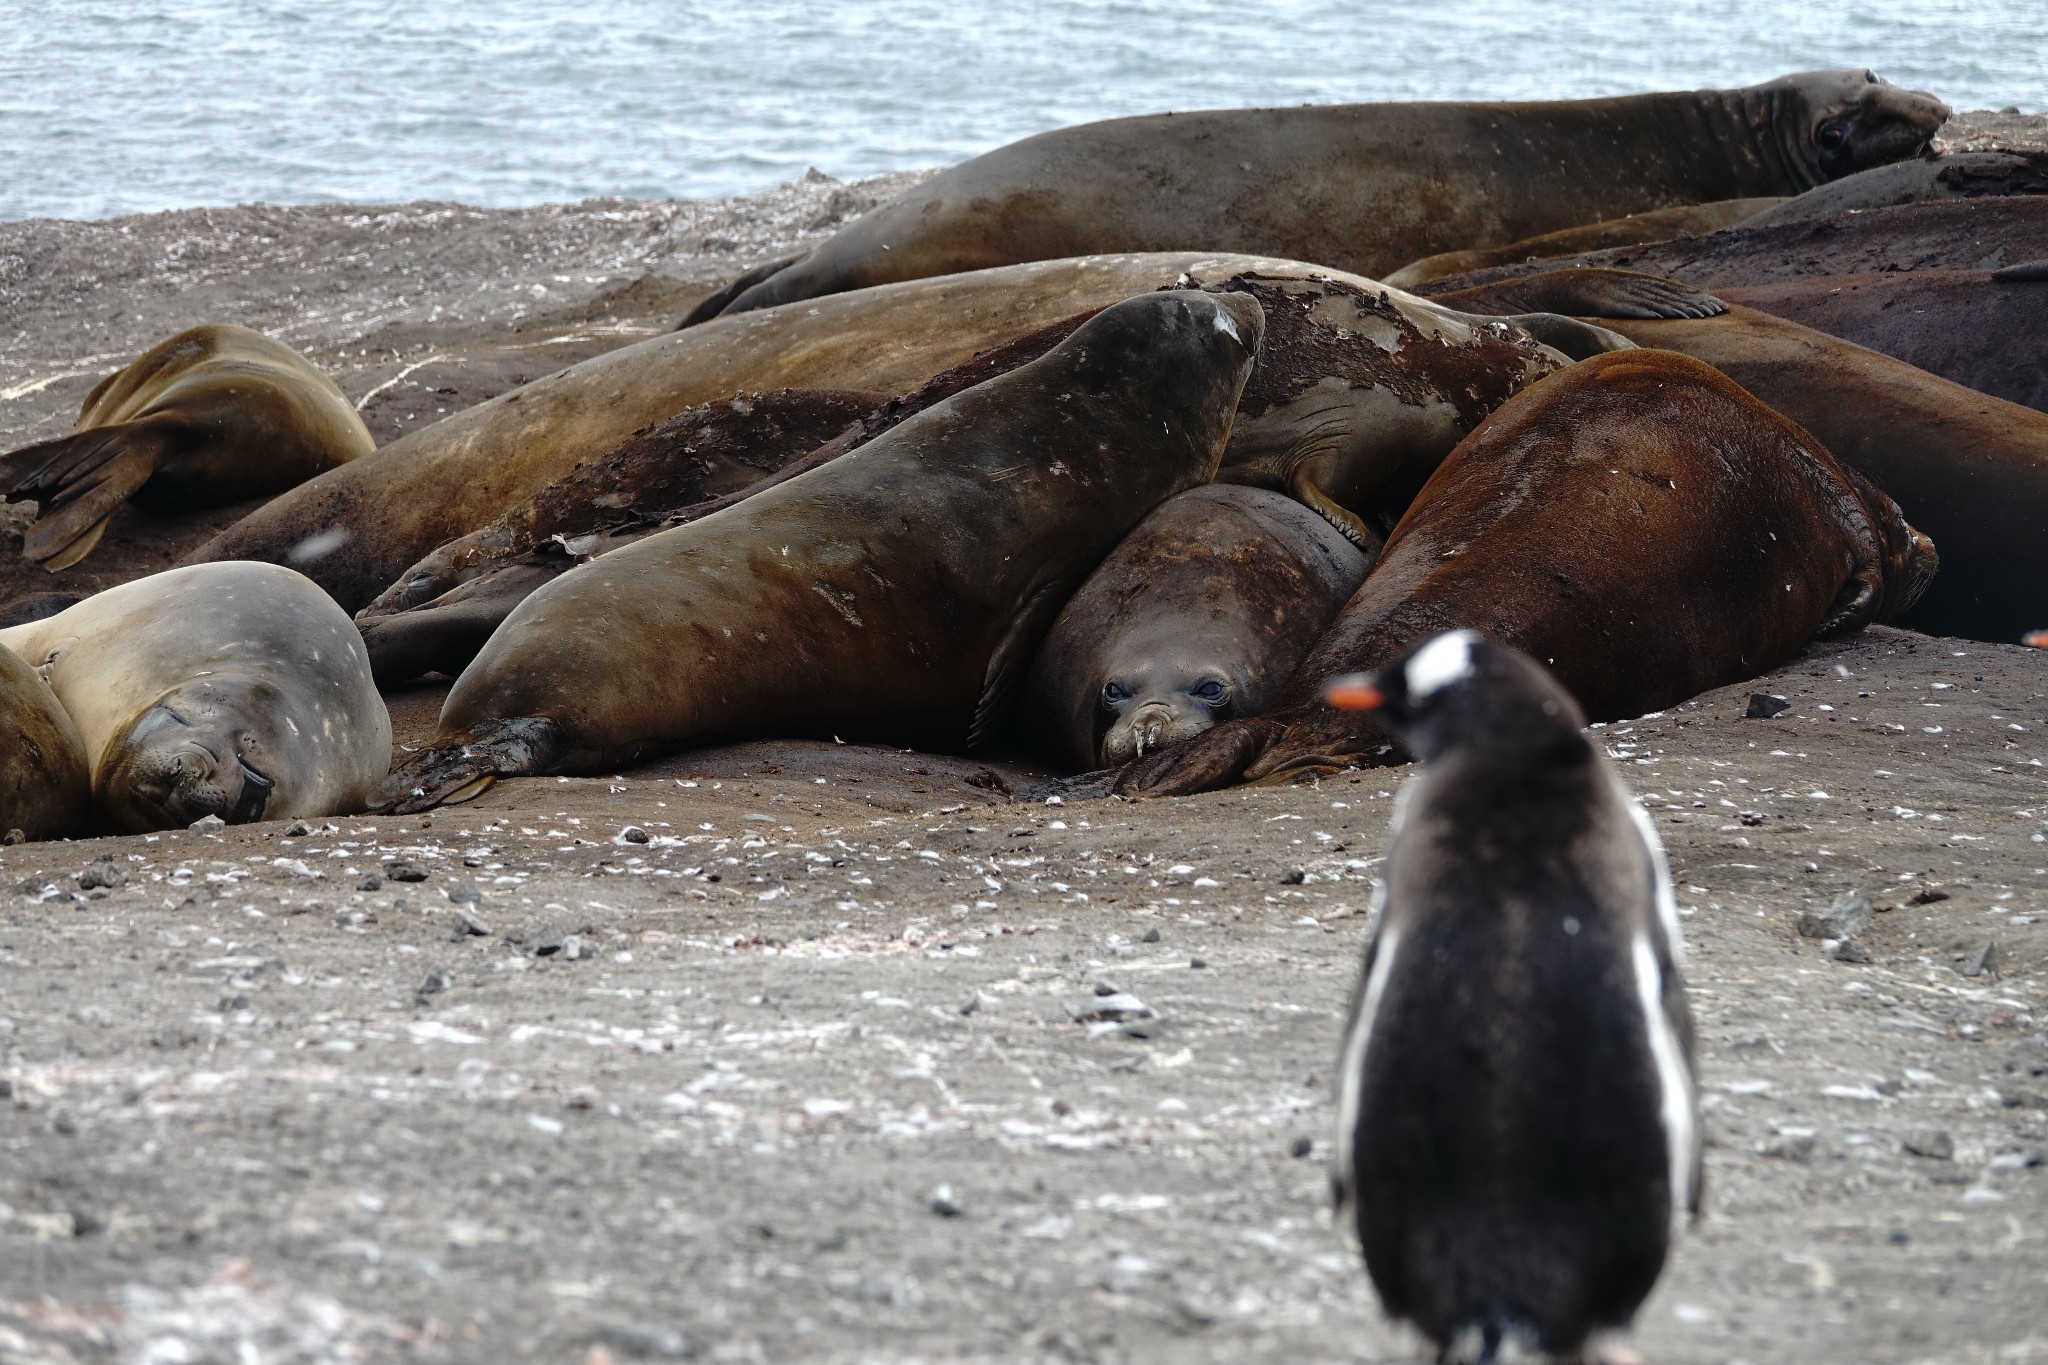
[1439,1315,1544,1365]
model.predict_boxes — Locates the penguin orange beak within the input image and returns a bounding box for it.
[1324,675,1385,711]
[2025,630,2048,649]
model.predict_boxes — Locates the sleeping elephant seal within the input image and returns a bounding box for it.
[0,645,89,843]
[1111,350,1936,796]
[1430,272,2048,642]
[1384,198,1783,289]
[691,70,1947,320]
[370,290,1265,813]
[0,325,372,570]
[0,563,392,833]
[1023,485,1369,771]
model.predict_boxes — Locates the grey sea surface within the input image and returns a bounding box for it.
[3,0,2045,222]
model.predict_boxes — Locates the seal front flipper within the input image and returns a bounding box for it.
[0,424,173,569]
[1435,268,1728,321]
[1286,463,1386,560]
[676,252,806,329]
[968,580,1073,753]
[369,717,573,815]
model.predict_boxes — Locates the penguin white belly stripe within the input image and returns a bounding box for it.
[1632,933,1699,1226]
[1332,926,1401,1208]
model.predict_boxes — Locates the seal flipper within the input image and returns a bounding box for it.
[1992,260,2048,283]
[675,252,806,329]
[368,716,572,815]
[967,580,1073,753]
[1436,268,1728,321]
[0,423,172,568]
[1287,464,1387,561]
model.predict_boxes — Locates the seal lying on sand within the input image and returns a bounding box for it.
[1432,272,2048,642]
[371,290,1264,813]
[687,70,1947,321]
[1023,485,1368,771]
[1110,350,1936,796]
[356,270,1621,683]
[0,644,89,844]
[0,325,372,570]
[0,563,391,833]
[1384,199,1782,288]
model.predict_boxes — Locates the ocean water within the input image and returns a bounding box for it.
[2,0,2043,222]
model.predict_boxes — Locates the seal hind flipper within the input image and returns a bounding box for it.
[1992,260,2048,283]
[676,252,806,329]
[1437,269,1729,322]
[369,717,572,815]
[0,423,171,568]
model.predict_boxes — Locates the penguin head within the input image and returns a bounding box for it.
[1323,630,1590,766]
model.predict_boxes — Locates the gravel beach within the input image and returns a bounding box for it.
[2,118,2046,1364]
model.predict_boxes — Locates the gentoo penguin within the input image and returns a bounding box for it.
[1325,629,1699,1365]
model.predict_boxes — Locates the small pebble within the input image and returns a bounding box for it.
[385,861,429,883]
[415,968,453,1001]
[356,874,383,892]
[446,883,482,905]
[451,908,491,938]
[1911,887,1952,906]
[1960,942,1998,978]
[1289,1136,1313,1159]
[1189,957,1208,970]
[620,825,651,844]
[535,927,568,957]
[1833,940,1874,964]
[929,1184,964,1218]
[3,828,25,846]
[188,814,226,833]
[1798,890,1871,940]
[1903,1128,1955,1161]
[75,860,126,891]
[284,820,312,837]
[1745,693,1790,719]
[1141,927,1161,943]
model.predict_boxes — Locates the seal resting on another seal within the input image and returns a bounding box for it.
[0,325,372,570]
[0,643,89,844]
[1384,198,1782,288]
[0,563,391,833]
[689,70,1947,321]
[1022,485,1369,771]
[370,289,1265,813]
[1111,349,1937,796]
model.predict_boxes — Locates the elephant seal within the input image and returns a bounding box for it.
[1740,149,2048,228]
[1023,485,1368,771]
[1384,198,1782,288]
[0,325,372,570]
[689,70,1947,321]
[370,290,1266,813]
[1714,270,2048,413]
[1415,196,2048,293]
[1431,273,2048,642]
[0,563,391,833]
[186,252,1320,612]
[352,268,1619,682]
[1111,349,1936,796]
[0,644,89,844]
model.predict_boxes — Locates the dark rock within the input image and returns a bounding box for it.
[1833,939,1874,963]
[384,861,429,882]
[620,825,651,844]
[1902,1128,1955,1160]
[356,874,383,892]
[535,927,568,957]
[1910,887,1952,905]
[1289,1136,1313,1159]
[1189,957,1208,969]
[2,829,23,846]
[416,968,453,1001]
[1279,869,1305,885]
[75,860,126,891]
[284,820,312,837]
[1141,927,1161,944]
[446,883,482,905]
[1745,693,1791,719]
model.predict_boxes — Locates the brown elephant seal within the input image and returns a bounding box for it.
[1714,270,2048,413]
[186,252,1319,612]
[1022,485,1368,771]
[351,268,1621,682]
[370,289,1266,813]
[1431,273,2048,642]
[0,325,372,571]
[1110,349,1936,796]
[1384,198,1783,289]
[1741,149,2048,227]
[0,644,89,844]
[689,70,1947,321]
[1415,196,2048,294]
[0,563,391,832]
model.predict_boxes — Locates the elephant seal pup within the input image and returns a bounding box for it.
[0,563,391,833]
[371,290,1265,813]
[188,252,1312,613]
[0,325,372,570]
[1112,349,1936,796]
[1432,274,2048,642]
[1023,486,1369,771]
[0,645,89,844]
[1384,198,1782,288]
[692,70,1947,320]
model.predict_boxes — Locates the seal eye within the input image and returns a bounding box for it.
[1102,680,1132,705]
[1190,679,1229,704]
[1818,122,1849,150]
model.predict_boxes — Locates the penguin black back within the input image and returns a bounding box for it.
[1328,630,1698,1364]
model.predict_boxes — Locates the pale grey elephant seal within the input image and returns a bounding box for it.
[0,563,391,833]
[1023,485,1368,771]
[370,289,1265,812]
[0,325,372,570]
[0,644,89,843]
[690,70,1948,321]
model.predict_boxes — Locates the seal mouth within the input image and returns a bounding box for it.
[99,704,276,831]
[1102,700,1212,767]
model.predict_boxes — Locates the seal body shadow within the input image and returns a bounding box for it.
[372,290,1265,813]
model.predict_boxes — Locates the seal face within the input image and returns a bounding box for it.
[371,289,1265,813]
[1328,632,1698,1362]
[0,324,371,570]
[1114,348,1936,796]
[0,642,89,843]
[0,562,392,833]
[693,70,1946,320]
[1023,485,1368,770]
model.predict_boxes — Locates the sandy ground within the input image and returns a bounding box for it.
[2,117,2047,1364]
